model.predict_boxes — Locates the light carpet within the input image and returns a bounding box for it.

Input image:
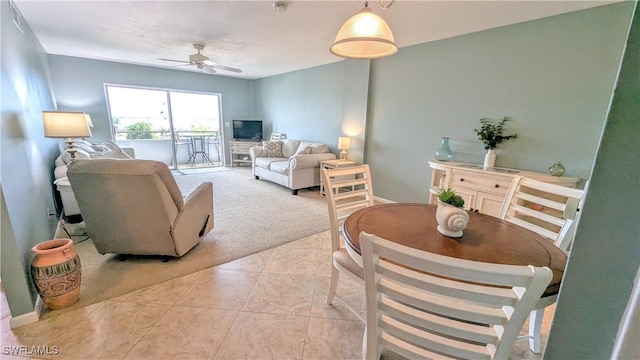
[42,167,329,319]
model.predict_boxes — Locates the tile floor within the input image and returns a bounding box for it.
[1,231,551,359]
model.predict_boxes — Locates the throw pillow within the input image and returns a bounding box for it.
[72,141,99,154]
[294,145,311,156]
[281,139,301,157]
[309,143,329,154]
[262,141,283,157]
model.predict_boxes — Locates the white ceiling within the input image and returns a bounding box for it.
[13,0,614,80]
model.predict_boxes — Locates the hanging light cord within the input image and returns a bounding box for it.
[363,0,396,9]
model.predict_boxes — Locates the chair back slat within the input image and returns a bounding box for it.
[376,261,519,306]
[507,203,566,227]
[513,191,567,213]
[374,238,539,287]
[334,188,370,201]
[329,177,369,190]
[361,232,552,360]
[377,278,509,324]
[379,299,499,346]
[505,216,560,241]
[380,314,493,360]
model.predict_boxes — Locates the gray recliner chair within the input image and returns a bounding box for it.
[67,158,213,257]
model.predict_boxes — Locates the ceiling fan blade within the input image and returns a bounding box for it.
[158,58,191,64]
[203,65,217,74]
[203,60,242,73]
[212,65,242,73]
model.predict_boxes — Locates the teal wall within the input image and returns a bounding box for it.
[254,59,371,162]
[546,4,639,358]
[47,56,255,162]
[1,0,60,315]
[254,62,345,153]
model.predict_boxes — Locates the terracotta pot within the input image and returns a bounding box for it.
[436,200,469,238]
[31,238,81,310]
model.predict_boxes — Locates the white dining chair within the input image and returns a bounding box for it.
[172,133,193,166]
[269,132,285,141]
[206,131,221,162]
[360,231,553,360]
[498,175,585,353]
[321,164,375,320]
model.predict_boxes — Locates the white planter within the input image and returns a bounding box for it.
[484,149,496,169]
[436,200,469,238]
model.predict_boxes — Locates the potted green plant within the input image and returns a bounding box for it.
[474,117,517,168]
[436,188,469,238]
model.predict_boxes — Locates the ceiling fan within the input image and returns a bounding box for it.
[158,44,242,74]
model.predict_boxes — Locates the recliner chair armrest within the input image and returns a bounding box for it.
[171,182,214,256]
[290,153,337,170]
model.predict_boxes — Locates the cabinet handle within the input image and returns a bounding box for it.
[494,184,500,188]
[459,178,464,182]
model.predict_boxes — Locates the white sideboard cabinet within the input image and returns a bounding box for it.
[428,160,581,218]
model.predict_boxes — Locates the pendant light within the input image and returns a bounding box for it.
[330,1,398,60]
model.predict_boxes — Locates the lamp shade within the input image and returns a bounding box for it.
[43,111,92,138]
[330,6,398,60]
[85,114,93,128]
[338,136,351,150]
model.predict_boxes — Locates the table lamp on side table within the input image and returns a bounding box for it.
[43,111,92,161]
[338,136,351,161]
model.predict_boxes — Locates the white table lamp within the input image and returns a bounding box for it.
[43,111,92,161]
[338,136,351,161]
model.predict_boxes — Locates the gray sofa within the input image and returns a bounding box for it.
[250,139,336,194]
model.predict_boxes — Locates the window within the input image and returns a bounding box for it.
[105,84,223,168]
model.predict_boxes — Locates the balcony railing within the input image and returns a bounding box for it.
[114,130,222,168]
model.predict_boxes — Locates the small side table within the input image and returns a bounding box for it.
[319,159,357,195]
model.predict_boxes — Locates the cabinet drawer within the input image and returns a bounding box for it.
[450,172,511,195]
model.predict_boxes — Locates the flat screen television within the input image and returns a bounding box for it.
[232,120,263,141]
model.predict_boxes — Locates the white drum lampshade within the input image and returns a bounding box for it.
[43,111,92,161]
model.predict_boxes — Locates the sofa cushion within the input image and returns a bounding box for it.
[262,141,283,157]
[269,160,290,175]
[309,143,329,154]
[255,157,285,170]
[281,139,301,158]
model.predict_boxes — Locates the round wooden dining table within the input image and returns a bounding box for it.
[342,203,567,298]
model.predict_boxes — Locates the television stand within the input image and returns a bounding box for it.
[230,140,262,168]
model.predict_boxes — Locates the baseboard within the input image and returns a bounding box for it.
[9,296,42,329]
[374,196,395,204]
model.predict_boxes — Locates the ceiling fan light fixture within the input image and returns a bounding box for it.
[273,1,287,12]
[330,4,397,60]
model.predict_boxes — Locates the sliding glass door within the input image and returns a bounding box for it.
[105,84,223,169]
